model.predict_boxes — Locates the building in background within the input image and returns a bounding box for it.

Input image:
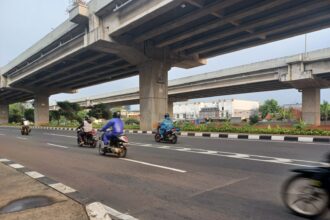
[174,99,259,120]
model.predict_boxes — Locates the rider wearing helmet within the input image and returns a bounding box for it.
[100,111,124,148]
[160,113,173,138]
[77,116,93,144]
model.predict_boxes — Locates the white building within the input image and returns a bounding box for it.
[174,99,259,120]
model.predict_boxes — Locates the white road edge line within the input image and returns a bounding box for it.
[47,143,69,149]
[44,133,76,138]
[86,202,138,220]
[120,158,186,173]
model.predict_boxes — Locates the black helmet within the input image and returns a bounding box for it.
[113,111,121,118]
[164,113,170,118]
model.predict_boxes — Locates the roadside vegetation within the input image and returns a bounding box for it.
[5,99,330,136]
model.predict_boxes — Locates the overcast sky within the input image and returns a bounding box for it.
[1,0,330,108]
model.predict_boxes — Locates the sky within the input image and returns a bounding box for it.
[1,0,330,109]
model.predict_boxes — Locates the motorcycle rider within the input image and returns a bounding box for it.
[100,111,124,149]
[77,116,93,145]
[160,113,174,138]
[21,118,30,132]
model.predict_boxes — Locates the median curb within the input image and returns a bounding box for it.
[0,156,137,220]
[1,126,329,144]
[125,130,330,144]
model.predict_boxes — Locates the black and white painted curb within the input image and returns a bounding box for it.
[0,157,138,220]
[1,126,329,144]
[125,130,330,144]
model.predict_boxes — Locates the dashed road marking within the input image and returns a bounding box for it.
[44,133,76,138]
[130,142,327,168]
[25,171,45,179]
[0,133,4,135]
[9,163,24,169]
[47,143,69,149]
[16,137,27,140]
[49,183,76,194]
[120,158,186,173]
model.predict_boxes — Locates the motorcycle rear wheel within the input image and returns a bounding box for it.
[117,147,127,158]
[282,174,329,218]
[155,134,161,142]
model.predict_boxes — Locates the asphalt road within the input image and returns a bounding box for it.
[0,127,330,220]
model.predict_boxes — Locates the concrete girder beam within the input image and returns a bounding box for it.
[0,104,9,125]
[139,60,170,131]
[279,61,330,89]
[34,95,49,126]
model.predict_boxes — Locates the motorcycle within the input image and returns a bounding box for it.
[21,125,31,135]
[98,132,128,158]
[77,128,97,148]
[282,156,330,219]
[154,125,179,144]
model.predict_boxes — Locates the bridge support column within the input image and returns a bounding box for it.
[139,60,170,131]
[168,101,174,118]
[0,104,9,124]
[34,95,49,126]
[302,87,320,126]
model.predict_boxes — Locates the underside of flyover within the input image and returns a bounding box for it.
[111,0,330,59]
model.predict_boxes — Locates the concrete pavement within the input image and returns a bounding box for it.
[0,127,330,219]
[0,161,89,220]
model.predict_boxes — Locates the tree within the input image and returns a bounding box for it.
[24,109,34,122]
[259,99,281,119]
[9,103,25,123]
[57,101,82,123]
[49,110,61,125]
[321,101,329,122]
[88,104,110,119]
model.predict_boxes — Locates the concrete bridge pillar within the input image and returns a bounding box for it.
[0,104,9,124]
[139,60,170,131]
[302,87,320,126]
[34,95,49,126]
[168,101,174,118]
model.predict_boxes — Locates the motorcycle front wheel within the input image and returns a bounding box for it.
[171,134,177,144]
[98,141,106,155]
[282,174,329,218]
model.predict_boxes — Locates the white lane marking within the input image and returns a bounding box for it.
[120,158,186,173]
[9,163,24,169]
[0,133,4,135]
[132,143,325,167]
[16,137,27,140]
[0,158,10,162]
[44,133,76,138]
[25,171,45,179]
[49,183,76,194]
[47,143,69,149]
[86,202,138,220]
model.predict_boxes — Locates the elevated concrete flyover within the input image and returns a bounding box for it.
[2,0,330,129]
[52,48,330,126]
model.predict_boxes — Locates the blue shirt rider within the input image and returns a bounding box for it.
[160,113,174,138]
[100,111,124,146]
